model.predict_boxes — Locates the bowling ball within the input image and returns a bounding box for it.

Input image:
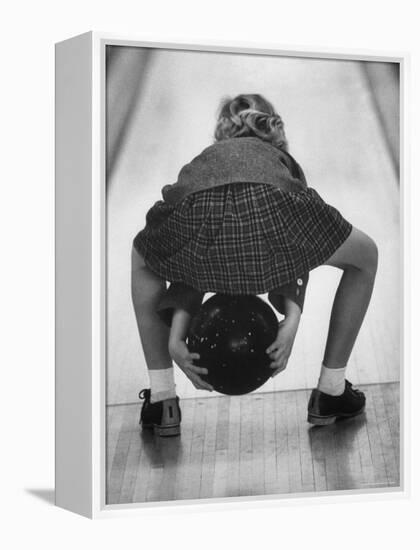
[187,294,279,395]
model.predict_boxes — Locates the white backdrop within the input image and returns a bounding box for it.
[2,0,419,548]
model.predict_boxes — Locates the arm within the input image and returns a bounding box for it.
[266,274,309,375]
[267,272,309,315]
[156,282,204,327]
[168,308,214,392]
[169,308,191,343]
[155,283,213,390]
[266,295,302,377]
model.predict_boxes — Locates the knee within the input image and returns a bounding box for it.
[363,236,379,278]
[130,246,166,306]
[346,236,378,279]
[325,227,378,277]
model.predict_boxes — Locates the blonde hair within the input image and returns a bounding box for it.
[214,94,288,150]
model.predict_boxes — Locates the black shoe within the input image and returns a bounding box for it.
[138,389,181,437]
[307,380,366,426]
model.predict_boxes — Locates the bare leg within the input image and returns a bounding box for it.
[322,227,378,368]
[131,246,172,371]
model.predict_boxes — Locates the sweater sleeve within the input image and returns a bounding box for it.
[267,273,309,315]
[156,283,205,327]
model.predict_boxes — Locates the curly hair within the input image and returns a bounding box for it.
[214,94,288,150]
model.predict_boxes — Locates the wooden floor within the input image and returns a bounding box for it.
[106,382,400,504]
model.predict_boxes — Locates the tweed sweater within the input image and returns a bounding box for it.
[161,137,307,205]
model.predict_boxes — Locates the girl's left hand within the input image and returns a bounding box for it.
[266,320,298,377]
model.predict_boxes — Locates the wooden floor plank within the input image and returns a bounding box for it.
[382,383,400,476]
[308,424,328,492]
[239,395,254,496]
[212,397,231,497]
[161,438,184,502]
[334,415,364,490]
[212,449,229,498]
[354,410,376,489]
[371,384,399,486]
[199,397,218,498]
[263,391,277,495]
[173,399,195,500]
[106,405,126,494]
[132,431,153,503]
[107,404,136,504]
[187,399,207,500]
[251,395,265,496]
[145,435,165,502]
[364,387,389,486]
[226,397,241,497]
[296,390,315,492]
[326,427,342,492]
[108,383,400,503]
[274,392,291,493]
[285,391,303,493]
[215,396,230,451]
[119,406,143,503]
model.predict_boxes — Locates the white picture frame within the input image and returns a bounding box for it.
[55,31,409,518]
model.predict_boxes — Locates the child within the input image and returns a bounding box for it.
[131,94,378,436]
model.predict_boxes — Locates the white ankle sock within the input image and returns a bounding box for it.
[317,364,346,396]
[149,368,176,403]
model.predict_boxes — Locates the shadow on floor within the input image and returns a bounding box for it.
[25,488,55,505]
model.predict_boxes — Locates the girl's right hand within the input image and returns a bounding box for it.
[266,296,301,377]
[266,318,298,376]
[168,339,214,391]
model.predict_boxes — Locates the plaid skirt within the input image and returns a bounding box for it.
[133,183,352,294]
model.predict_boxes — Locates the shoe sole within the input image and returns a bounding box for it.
[307,406,365,426]
[141,422,181,437]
